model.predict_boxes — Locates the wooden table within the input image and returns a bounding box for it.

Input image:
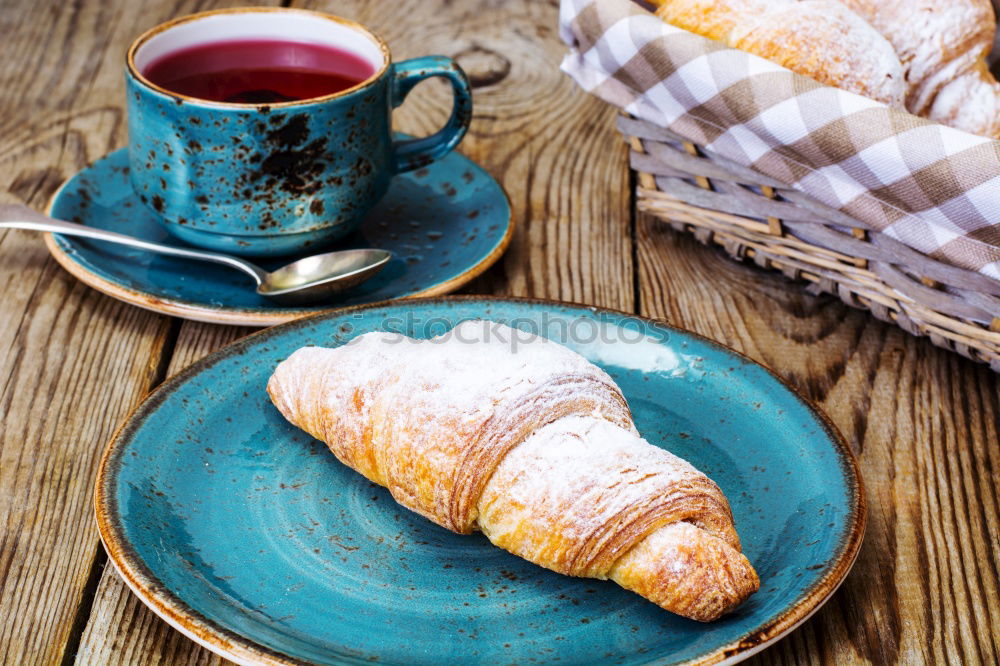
[1,0,998,663]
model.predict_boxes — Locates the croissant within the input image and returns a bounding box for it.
[652,0,907,107]
[267,320,759,621]
[651,0,1000,138]
[838,0,1000,138]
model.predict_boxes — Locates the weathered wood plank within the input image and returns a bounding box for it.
[75,322,253,666]
[634,213,1000,665]
[292,0,635,306]
[0,88,165,666]
[0,249,173,666]
[73,0,635,663]
[0,1,275,663]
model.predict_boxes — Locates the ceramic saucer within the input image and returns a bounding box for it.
[46,147,512,326]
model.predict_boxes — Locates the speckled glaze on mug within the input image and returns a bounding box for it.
[126,8,472,256]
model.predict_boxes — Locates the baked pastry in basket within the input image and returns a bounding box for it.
[651,0,1000,137]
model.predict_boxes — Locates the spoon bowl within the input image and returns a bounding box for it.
[0,204,392,305]
[260,249,391,305]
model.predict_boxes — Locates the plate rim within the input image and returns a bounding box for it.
[94,295,867,666]
[46,150,515,326]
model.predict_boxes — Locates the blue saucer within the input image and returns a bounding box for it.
[46,148,512,325]
[96,297,865,665]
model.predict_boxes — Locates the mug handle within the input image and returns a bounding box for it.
[391,56,472,173]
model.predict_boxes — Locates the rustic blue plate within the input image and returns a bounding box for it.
[45,148,512,326]
[96,297,864,665]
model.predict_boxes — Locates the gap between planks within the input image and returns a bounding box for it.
[59,318,181,666]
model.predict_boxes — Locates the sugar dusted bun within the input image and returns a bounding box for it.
[926,62,1000,139]
[653,0,907,106]
[650,0,1000,138]
[839,0,1000,138]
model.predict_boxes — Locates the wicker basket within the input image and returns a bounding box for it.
[619,115,1000,371]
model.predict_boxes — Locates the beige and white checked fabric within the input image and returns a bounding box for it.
[560,0,1000,280]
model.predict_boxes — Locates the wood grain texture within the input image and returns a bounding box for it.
[74,323,254,666]
[0,0,270,664]
[71,0,634,663]
[5,0,997,662]
[635,212,1000,665]
[0,1,178,663]
[290,0,634,307]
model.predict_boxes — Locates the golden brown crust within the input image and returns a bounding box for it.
[610,522,760,622]
[267,321,759,621]
[476,415,759,620]
[652,0,1000,137]
[652,0,761,43]
[654,0,906,106]
[839,0,1000,137]
[267,324,633,532]
[477,416,742,577]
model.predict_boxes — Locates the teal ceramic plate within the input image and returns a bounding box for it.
[96,297,865,665]
[46,148,512,326]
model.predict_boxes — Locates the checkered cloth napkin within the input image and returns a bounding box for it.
[560,0,1000,281]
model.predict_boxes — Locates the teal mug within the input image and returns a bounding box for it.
[126,8,472,256]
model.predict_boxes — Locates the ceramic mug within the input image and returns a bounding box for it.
[126,8,472,256]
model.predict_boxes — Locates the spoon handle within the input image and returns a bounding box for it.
[0,204,267,286]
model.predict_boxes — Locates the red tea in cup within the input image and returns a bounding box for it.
[127,7,471,256]
[143,39,376,103]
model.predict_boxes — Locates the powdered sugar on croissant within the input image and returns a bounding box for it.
[840,0,1000,138]
[653,0,1000,137]
[268,322,633,532]
[267,320,759,621]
